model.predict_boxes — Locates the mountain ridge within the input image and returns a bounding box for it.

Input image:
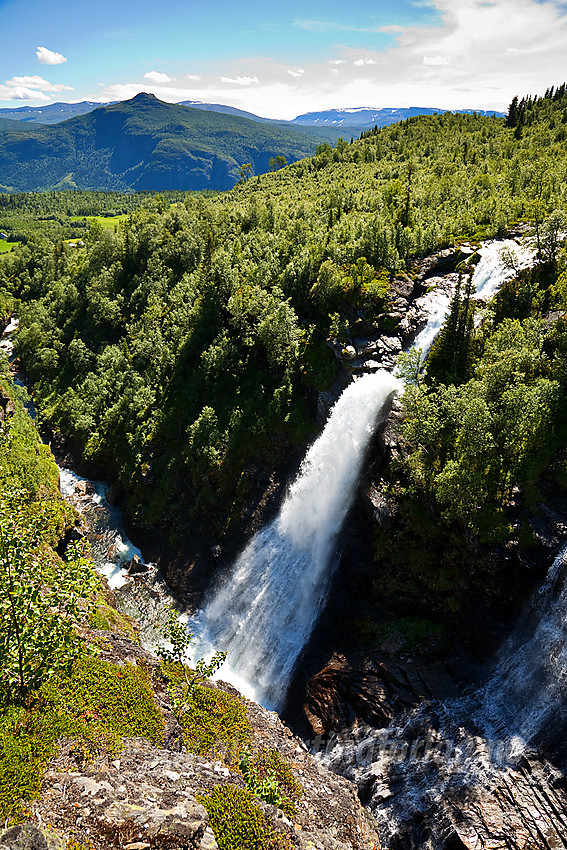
[0,97,506,130]
[0,92,347,192]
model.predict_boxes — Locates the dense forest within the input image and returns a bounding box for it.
[0,85,565,581]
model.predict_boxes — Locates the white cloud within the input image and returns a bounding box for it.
[0,85,49,101]
[0,75,73,101]
[87,1,567,121]
[185,74,201,81]
[144,71,174,84]
[10,75,73,92]
[423,55,450,66]
[36,46,67,65]
[220,75,259,85]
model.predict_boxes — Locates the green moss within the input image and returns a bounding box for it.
[43,655,164,746]
[179,683,251,765]
[197,785,293,850]
[0,655,163,823]
[240,748,303,818]
[0,702,54,823]
[88,593,140,643]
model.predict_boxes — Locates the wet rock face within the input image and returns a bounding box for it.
[321,700,567,850]
[304,653,460,736]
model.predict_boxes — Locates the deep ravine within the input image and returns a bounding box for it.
[9,234,564,850]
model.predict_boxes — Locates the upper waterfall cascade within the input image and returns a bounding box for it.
[410,238,535,356]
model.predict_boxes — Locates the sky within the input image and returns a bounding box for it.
[0,0,566,119]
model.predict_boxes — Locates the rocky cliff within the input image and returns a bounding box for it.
[4,627,381,850]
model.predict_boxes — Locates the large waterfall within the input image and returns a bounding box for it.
[194,370,399,710]
[193,237,534,711]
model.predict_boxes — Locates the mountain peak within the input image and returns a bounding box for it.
[127,92,160,104]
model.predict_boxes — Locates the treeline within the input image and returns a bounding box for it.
[3,85,567,548]
[0,190,190,243]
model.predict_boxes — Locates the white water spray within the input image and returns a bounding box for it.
[410,238,535,358]
[195,370,400,710]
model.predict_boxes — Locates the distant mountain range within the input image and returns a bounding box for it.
[0,94,507,193]
[0,93,349,193]
[0,101,116,125]
[290,106,505,128]
[0,100,506,130]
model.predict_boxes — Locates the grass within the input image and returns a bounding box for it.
[0,241,19,253]
[69,214,128,229]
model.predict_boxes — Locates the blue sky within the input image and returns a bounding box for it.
[1,0,567,118]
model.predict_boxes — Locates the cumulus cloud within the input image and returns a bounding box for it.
[354,58,378,66]
[0,74,73,101]
[287,68,305,78]
[144,71,174,84]
[220,75,259,85]
[10,75,73,92]
[0,85,49,101]
[36,46,67,65]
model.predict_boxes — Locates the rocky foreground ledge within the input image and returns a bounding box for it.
[1,633,380,850]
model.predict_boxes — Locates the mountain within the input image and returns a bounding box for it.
[0,100,114,125]
[0,93,347,193]
[177,100,270,123]
[0,115,43,132]
[0,98,505,136]
[291,105,505,129]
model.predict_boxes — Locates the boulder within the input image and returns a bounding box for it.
[126,554,148,575]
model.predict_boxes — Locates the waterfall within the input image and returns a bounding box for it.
[480,543,567,754]
[410,238,535,357]
[322,543,567,844]
[194,370,400,710]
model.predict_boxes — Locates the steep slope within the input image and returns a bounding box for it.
[0,93,344,192]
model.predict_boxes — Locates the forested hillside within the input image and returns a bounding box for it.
[0,93,345,193]
[2,86,566,569]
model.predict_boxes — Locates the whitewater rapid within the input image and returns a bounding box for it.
[410,238,535,357]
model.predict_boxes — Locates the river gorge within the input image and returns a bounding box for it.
[6,234,567,848]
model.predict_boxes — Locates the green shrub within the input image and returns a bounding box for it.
[197,785,293,850]
[0,656,163,823]
[239,748,302,817]
[180,684,250,765]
